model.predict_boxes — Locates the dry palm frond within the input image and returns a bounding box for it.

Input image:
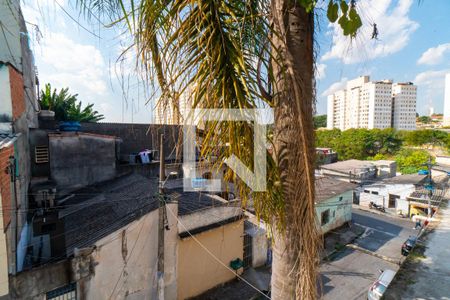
[76,1,321,299]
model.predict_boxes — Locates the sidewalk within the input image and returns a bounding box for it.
[385,200,450,299]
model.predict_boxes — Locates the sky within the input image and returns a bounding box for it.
[21,0,450,123]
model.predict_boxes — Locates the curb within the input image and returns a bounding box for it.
[322,225,366,262]
[352,205,409,221]
[346,243,403,265]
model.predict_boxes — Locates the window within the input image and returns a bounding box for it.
[35,146,49,164]
[321,209,330,226]
[371,191,379,195]
[339,196,343,201]
[46,283,76,300]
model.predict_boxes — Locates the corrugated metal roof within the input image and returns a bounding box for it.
[0,132,20,149]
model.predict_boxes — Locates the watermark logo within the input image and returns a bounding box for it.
[183,108,273,192]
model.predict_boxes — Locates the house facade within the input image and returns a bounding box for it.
[315,176,356,233]
[0,0,40,296]
[359,174,427,215]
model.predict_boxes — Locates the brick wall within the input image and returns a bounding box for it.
[8,65,25,121]
[0,146,13,229]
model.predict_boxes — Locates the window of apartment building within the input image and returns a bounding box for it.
[321,209,330,226]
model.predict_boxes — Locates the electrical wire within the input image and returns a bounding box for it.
[52,0,101,39]
[108,213,148,299]
[165,204,271,299]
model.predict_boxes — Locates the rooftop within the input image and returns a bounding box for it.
[0,132,20,149]
[320,159,376,174]
[315,176,357,203]
[62,174,159,256]
[168,188,225,216]
[61,174,223,256]
[382,174,427,185]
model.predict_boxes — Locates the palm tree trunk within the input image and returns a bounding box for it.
[270,1,319,299]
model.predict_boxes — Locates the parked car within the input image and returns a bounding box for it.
[401,236,417,256]
[368,269,396,300]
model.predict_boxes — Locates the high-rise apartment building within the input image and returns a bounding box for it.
[327,76,417,131]
[392,82,417,130]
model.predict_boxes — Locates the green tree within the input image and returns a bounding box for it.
[395,149,433,174]
[313,115,327,128]
[403,129,448,147]
[40,84,104,122]
[76,1,362,298]
[418,116,432,124]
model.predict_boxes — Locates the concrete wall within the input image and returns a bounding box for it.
[177,220,244,300]
[80,122,182,160]
[179,206,241,233]
[360,183,415,214]
[244,221,267,268]
[48,133,117,191]
[0,153,10,295]
[9,259,71,299]
[78,203,178,300]
[0,0,21,71]
[315,190,353,234]
[436,156,450,166]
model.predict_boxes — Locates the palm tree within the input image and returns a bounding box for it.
[76,1,361,298]
[40,83,104,122]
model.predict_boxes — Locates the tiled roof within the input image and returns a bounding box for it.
[0,132,20,149]
[315,176,357,203]
[62,174,160,256]
[61,174,224,256]
[168,187,224,216]
[382,174,426,185]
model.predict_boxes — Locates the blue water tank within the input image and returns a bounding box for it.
[59,121,81,131]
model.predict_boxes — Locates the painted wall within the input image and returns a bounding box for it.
[48,133,117,191]
[0,65,13,130]
[0,173,9,296]
[244,221,268,268]
[315,190,353,234]
[0,0,21,71]
[78,203,178,299]
[178,206,241,233]
[177,220,244,300]
[360,183,415,213]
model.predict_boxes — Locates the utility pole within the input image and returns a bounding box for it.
[157,134,165,300]
[424,156,433,218]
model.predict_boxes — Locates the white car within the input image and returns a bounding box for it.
[368,269,396,300]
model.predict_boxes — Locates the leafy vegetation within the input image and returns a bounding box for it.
[40,84,104,122]
[75,0,363,298]
[316,128,446,174]
[313,115,327,129]
[417,116,431,124]
[316,128,402,160]
[395,149,433,174]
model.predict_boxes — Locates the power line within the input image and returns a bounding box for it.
[165,204,271,299]
[108,213,148,299]
[53,0,101,39]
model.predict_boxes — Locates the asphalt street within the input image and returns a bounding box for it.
[320,208,416,300]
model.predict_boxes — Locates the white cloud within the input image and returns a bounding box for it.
[417,43,450,65]
[322,0,419,64]
[316,63,327,80]
[413,69,450,113]
[37,33,107,98]
[321,77,348,96]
